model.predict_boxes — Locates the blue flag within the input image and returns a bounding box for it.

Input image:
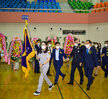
[22,27,35,78]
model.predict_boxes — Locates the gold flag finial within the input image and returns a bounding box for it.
[25,20,28,27]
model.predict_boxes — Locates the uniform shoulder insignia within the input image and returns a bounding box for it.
[79,45,82,47]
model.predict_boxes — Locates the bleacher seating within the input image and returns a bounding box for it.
[91,2,108,13]
[68,0,93,13]
[0,0,62,13]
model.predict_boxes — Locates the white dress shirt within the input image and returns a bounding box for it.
[55,49,59,61]
[86,47,91,54]
[48,47,52,53]
[88,47,91,51]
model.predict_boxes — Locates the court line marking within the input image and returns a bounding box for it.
[0,62,90,99]
[66,65,91,99]
[52,67,64,99]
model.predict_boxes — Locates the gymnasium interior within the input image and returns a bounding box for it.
[0,0,108,99]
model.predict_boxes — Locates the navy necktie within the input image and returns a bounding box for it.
[86,48,89,54]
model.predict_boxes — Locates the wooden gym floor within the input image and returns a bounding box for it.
[0,62,108,99]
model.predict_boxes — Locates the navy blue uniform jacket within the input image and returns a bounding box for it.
[81,47,99,68]
[102,47,108,63]
[50,48,67,66]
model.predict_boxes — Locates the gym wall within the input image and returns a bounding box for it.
[0,22,107,48]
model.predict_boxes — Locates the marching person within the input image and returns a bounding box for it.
[50,42,69,85]
[34,39,41,73]
[67,38,84,85]
[94,42,101,76]
[34,41,54,96]
[80,40,100,90]
[81,41,85,46]
[81,41,86,51]
[47,40,52,76]
[101,41,108,78]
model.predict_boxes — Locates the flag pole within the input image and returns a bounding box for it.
[24,20,37,72]
[25,20,36,51]
[24,20,49,79]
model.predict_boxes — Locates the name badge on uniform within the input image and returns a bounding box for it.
[88,50,92,54]
[60,52,62,54]
[43,55,46,57]
[106,51,108,56]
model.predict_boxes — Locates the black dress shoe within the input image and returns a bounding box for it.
[67,82,73,85]
[91,77,95,85]
[94,73,97,76]
[54,82,57,85]
[92,77,95,80]
[80,82,83,85]
[62,74,66,81]
[86,86,90,90]
[104,73,107,78]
